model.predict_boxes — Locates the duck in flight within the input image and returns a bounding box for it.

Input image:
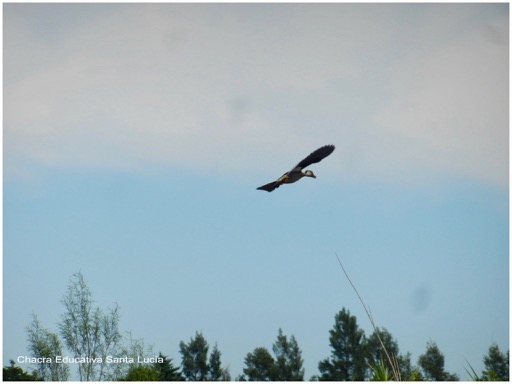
[257,144,335,192]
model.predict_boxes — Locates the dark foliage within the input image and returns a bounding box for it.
[3,360,41,381]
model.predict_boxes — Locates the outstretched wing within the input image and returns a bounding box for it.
[294,144,335,171]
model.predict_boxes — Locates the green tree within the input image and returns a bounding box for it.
[153,352,183,381]
[396,352,423,381]
[179,332,230,381]
[240,329,304,381]
[318,308,367,380]
[108,332,156,380]
[26,314,69,381]
[418,341,459,381]
[208,344,231,381]
[365,327,399,379]
[123,365,160,381]
[482,343,509,381]
[273,328,304,380]
[25,271,154,381]
[179,332,209,380]
[58,272,122,381]
[3,360,41,381]
[241,347,278,381]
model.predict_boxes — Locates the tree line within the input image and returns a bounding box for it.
[4,272,509,381]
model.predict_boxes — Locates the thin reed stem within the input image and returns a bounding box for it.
[335,253,401,381]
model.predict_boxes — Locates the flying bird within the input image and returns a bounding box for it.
[257,144,335,192]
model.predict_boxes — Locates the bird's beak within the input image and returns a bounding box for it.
[312,174,317,179]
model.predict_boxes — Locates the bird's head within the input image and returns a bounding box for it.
[304,170,316,178]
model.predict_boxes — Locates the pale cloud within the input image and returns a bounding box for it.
[4,4,508,187]
[374,6,508,186]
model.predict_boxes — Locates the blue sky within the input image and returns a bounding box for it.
[4,3,509,380]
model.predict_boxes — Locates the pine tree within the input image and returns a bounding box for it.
[418,341,459,381]
[396,352,424,381]
[208,344,231,381]
[179,332,230,381]
[179,332,210,381]
[482,343,509,381]
[273,328,305,380]
[240,329,305,381]
[242,347,277,381]
[365,327,399,377]
[154,352,183,381]
[318,308,367,380]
